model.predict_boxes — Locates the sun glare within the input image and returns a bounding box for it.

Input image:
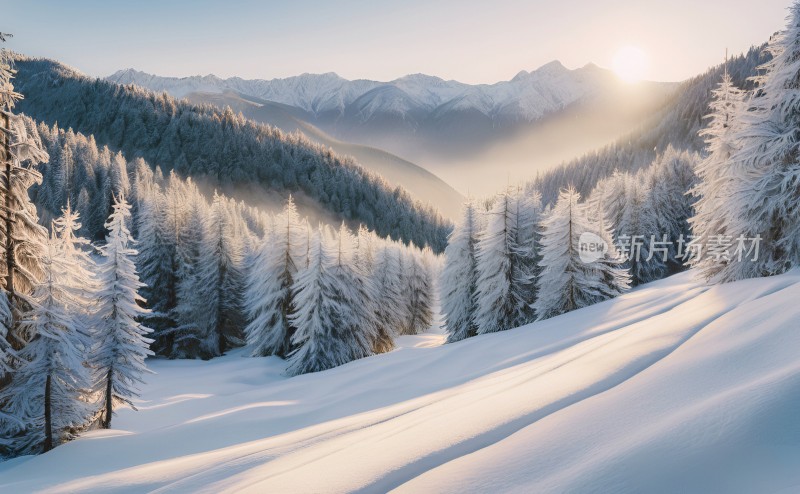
[612,46,649,83]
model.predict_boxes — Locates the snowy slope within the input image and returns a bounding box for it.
[2,271,799,493]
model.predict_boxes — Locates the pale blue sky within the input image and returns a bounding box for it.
[0,0,792,83]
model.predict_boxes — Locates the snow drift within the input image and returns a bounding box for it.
[1,271,799,493]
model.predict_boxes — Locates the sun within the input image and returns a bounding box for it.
[612,46,649,83]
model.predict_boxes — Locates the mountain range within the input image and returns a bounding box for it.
[108,63,680,194]
[109,61,601,123]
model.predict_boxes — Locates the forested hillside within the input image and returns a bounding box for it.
[10,56,451,251]
[531,45,767,206]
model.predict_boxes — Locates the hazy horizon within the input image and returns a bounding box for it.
[1,0,790,84]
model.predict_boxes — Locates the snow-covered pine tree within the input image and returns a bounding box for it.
[692,9,800,282]
[172,189,211,358]
[513,188,543,315]
[51,204,97,349]
[193,192,246,357]
[0,236,91,454]
[243,196,303,358]
[370,241,404,353]
[135,182,178,354]
[90,195,153,429]
[442,200,481,343]
[586,171,628,235]
[287,225,376,376]
[400,246,434,335]
[353,225,375,275]
[534,188,630,320]
[646,147,698,273]
[689,67,746,281]
[473,188,540,334]
[0,43,49,350]
[616,174,663,285]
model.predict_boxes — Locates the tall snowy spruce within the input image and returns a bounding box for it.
[442,200,481,343]
[0,236,91,455]
[616,174,663,286]
[691,7,800,282]
[0,41,49,353]
[370,242,404,353]
[244,197,303,358]
[689,68,745,281]
[52,204,98,347]
[645,147,697,274]
[287,225,376,376]
[172,184,211,358]
[473,188,541,334]
[193,193,246,357]
[90,196,153,429]
[135,181,178,353]
[534,189,630,320]
[399,247,434,335]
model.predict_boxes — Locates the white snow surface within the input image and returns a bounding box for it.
[2,271,800,493]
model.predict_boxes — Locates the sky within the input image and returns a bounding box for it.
[0,0,792,83]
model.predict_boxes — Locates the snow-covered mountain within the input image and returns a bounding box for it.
[2,270,799,492]
[108,61,607,123]
[108,63,678,194]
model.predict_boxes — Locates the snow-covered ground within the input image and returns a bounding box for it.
[2,271,800,493]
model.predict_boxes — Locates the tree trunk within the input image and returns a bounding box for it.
[3,112,13,300]
[43,373,53,452]
[103,367,113,429]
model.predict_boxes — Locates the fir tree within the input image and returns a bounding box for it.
[0,44,49,350]
[370,242,404,353]
[616,175,662,286]
[689,69,745,281]
[287,225,376,376]
[243,196,303,358]
[473,189,540,334]
[401,247,434,335]
[442,201,481,342]
[90,195,153,429]
[0,237,91,454]
[193,193,245,357]
[534,189,630,320]
[692,8,800,282]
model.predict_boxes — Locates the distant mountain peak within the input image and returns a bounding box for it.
[105,59,640,123]
[535,60,568,73]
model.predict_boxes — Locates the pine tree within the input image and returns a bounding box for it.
[172,191,211,358]
[400,247,434,335]
[193,193,245,357]
[370,242,403,353]
[0,236,91,454]
[688,12,800,283]
[0,43,49,351]
[51,204,97,349]
[646,147,697,273]
[534,189,630,320]
[135,183,178,354]
[442,201,481,342]
[287,225,376,376]
[616,175,662,285]
[689,69,745,281]
[90,195,153,429]
[243,197,303,358]
[473,189,540,334]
